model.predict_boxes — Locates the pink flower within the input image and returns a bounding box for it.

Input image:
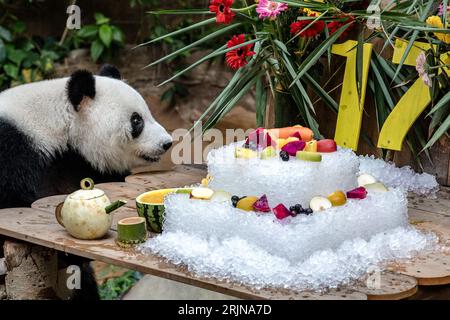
[416,52,432,87]
[438,2,450,16]
[256,0,288,20]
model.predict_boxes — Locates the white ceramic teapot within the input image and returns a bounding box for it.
[55,178,126,240]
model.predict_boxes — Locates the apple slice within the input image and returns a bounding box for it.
[357,173,377,187]
[317,139,337,153]
[364,182,388,192]
[296,151,322,162]
[309,196,332,212]
[190,188,214,200]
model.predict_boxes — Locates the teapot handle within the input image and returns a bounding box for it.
[55,202,65,227]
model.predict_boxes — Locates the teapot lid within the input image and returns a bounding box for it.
[69,189,105,200]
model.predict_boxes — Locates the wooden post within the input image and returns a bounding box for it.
[3,240,58,299]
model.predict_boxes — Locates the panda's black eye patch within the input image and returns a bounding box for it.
[130,112,144,139]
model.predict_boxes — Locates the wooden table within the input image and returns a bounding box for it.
[1,165,450,300]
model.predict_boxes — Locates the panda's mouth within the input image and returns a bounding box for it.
[140,154,161,162]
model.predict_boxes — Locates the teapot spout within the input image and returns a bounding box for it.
[105,200,127,214]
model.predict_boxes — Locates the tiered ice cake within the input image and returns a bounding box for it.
[143,126,436,290]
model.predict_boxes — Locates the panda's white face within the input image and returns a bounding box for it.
[68,76,172,174]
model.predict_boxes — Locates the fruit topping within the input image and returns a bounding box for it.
[272,204,291,220]
[235,147,257,159]
[244,127,275,150]
[210,190,232,203]
[231,195,240,207]
[309,196,333,212]
[260,146,277,159]
[190,188,214,200]
[282,141,306,156]
[279,150,289,161]
[268,126,313,141]
[317,139,337,153]
[304,208,313,215]
[252,194,271,212]
[327,190,347,206]
[290,131,302,140]
[236,196,259,211]
[364,182,388,192]
[296,151,322,162]
[304,140,318,152]
[357,173,377,187]
[346,187,368,200]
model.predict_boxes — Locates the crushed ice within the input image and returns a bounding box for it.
[359,155,439,197]
[141,227,437,291]
[141,191,439,291]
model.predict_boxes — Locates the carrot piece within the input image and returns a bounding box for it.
[267,126,314,141]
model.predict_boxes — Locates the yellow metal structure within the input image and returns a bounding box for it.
[332,40,373,151]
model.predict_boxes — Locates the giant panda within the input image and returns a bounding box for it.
[0,65,173,299]
[0,65,172,208]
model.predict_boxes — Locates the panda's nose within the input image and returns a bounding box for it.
[162,141,173,151]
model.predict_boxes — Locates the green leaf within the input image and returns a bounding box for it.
[427,91,450,117]
[4,64,19,79]
[157,38,261,87]
[136,17,216,48]
[99,24,113,47]
[256,76,267,127]
[424,116,450,150]
[0,39,6,63]
[391,0,434,82]
[11,21,26,34]
[77,25,98,38]
[91,40,104,62]
[289,23,352,88]
[111,26,124,43]
[0,26,12,42]
[95,13,110,25]
[356,31,364,101]
[144,23,242,69]
[7,49,27,66]
[303,73,338,113]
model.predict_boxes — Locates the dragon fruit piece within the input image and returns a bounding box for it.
[346,187,367,200]
[290,131,302,140]
[253,194,271,212]
[272,204,291,220]
[245,128,276,150]
[281,140,306,156]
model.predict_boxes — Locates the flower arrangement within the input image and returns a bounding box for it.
[143,1,450,162]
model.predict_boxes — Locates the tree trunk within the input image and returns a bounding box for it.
[3,240,58,299]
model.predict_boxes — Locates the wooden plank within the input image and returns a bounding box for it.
[407,187,450,217]
[125,165,206,189]
[388,220,450,286]
[0,207,366,300]
[351,272,418,300]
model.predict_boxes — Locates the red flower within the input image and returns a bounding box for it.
[290,20,325,38]
[209,0,235,24]
[327,17,355,40]
[225,34,255,70]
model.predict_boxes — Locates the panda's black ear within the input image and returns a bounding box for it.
[67,70,96,111]
[98,64,121,80]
